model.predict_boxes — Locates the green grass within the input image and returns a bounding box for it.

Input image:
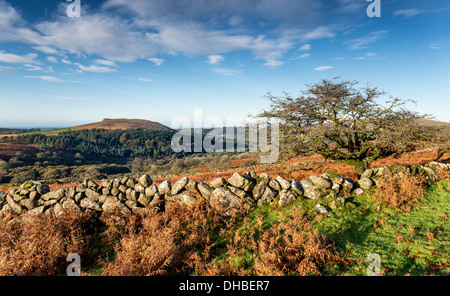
[314,180,450,276]
[20,128,69,135]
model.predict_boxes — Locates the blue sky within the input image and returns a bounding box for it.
[0,0,449,128]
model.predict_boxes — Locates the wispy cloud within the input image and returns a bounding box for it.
[314,65,333,71]
[302,26,335,40]
[429,43,443,50]
[148,58,165,66]
[352,52,379,60]
[393,9,423,18]
[0,66,17,75]
[291,53,311,60]
[138,78,153,82]
[207,55,224,65]
[0,0,337,68]
[46,56,58,63]
[95,59,117,67]
[0,51,39,64]
[299,44,311,51]
[24,75,77,83]
[345,30,389,50]
[263,60,284,67]
[212,67,243,76]
[32,46,60,55]
[337,0,366,13]
[76,63,117,73]
[23,63,54,72]
[24,64,43,71]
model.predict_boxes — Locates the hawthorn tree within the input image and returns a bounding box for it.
[257,78,436,177]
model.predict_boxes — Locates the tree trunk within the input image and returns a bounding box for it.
[435,148,449,162]
[353,162,367,179]
[341,159,367,178]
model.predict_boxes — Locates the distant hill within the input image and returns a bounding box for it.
[416,118,450,135]
[416,118,450,127]
[69,118,174,132]
[0,128,19,134]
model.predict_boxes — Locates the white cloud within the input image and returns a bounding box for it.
[429,43,442,50]
[299,44,311,51]
[337,0,365,13]
[24,75,73,82]
[302,26,335,40]
[32,46,60,55]
[263,60,285,67]
[145,22,293,66]
[393,9,423,18]
[0,1,43,44]
[34,13,157,62]
[212,68,243,76]
[314,65,333,71]
[103,0,324,30]
[0,65,17,74]
[46,56,58,63]
[293,53,311,60]
[345,30,389,50]
[138,78,153,82]
[0,51,39,64]
[207,55,225,65]
[0,0,337,69]
[353,52,378,60]
[148,58,165,66]
[24,64,43,71]
[61,59,72,64]
[76,63,117,73]
[24,64,54,72]
[94,59,117,67]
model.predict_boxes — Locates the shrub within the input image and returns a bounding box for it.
[0,210,97,276]
[242,159,258,168]
[100,165,130,176]
[0,160,8,170]
[372,174,427,211]
[100,203,220,276]
[42,167,69,180]
[251,213,337,276]
[199,206,338,276]
[183,157,202,168]
[10,168,39,184]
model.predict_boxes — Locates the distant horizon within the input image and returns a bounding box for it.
[2,116,450,131]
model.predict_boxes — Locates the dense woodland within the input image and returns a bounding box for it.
[13,129,177,158]
[0,129,177,184]
[0,128,255,184]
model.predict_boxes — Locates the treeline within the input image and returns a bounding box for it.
[0,128,41,134]
[9,127,257,159]
[13,129,178,159]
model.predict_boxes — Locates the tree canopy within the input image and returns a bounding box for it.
[257,77,437,176]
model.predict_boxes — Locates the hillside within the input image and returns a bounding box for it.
[69,118,174,132]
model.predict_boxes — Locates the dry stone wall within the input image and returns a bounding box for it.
[0,161,448,218]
